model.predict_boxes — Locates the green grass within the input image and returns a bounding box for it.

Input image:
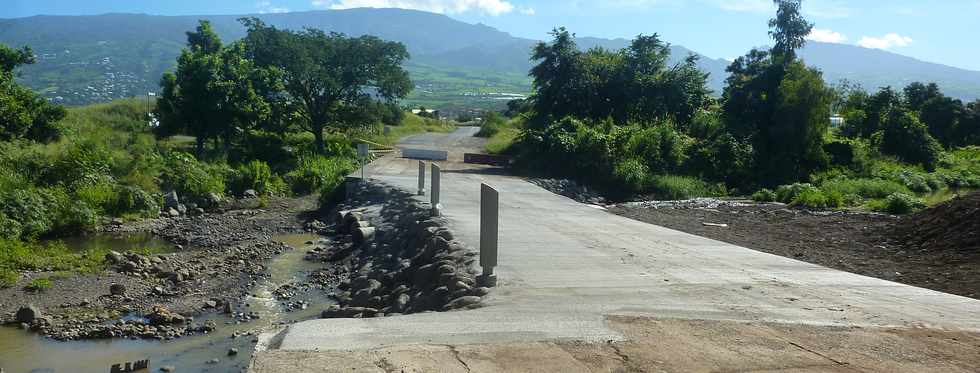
[486,126,520,154]
[357,113,456,147]
[0,268,17,288]
[650,175,726,200]
[24,277,52,292]
[818,178,911,199]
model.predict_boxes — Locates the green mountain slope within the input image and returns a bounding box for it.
[1,9,978,109]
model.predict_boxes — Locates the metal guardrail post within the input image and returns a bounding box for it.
[478,183,499,287]
[418,160,426,195]
[430,163,441,216]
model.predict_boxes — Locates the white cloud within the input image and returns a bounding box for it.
[806,28,847,43]
[519,7,535,15]
[857,33,914,50]
[316,0,517,16]
[257,1,289,13]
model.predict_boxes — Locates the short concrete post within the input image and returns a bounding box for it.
[478,183,498,287]
[418,160,426,196]
[430,163,441,216]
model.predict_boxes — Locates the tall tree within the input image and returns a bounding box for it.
[529,27,582,127]
[918,94,963,147]
[156,20,228,155]
[240,18,412,153]
[768,0,813,63]
[721,0,829,185]
[156,21,272,155]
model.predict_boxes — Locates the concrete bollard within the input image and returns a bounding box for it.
[478,183,499,287]
[418,160,426,196]
[430,163,441,216]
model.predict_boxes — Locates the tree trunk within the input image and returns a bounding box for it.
[313,123,325,154]
[195,136,205,158]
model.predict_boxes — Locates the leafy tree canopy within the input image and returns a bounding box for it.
[0,43,66,142]
[240,18,412,153]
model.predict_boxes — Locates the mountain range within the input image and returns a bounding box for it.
[2,8,979,109]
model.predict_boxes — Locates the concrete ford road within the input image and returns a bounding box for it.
[251,128,980,372]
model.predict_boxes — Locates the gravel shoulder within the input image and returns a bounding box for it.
[608,200,980,299]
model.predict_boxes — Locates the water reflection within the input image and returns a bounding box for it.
[0,233,332,373]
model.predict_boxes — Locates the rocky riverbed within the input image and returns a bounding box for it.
[0,194,320,342]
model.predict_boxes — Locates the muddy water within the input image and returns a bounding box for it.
[0,233,333,373]
[58,232,174,252]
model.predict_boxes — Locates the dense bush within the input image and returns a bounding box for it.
[649,175,724,200]
[870,192,925,214]
[160,152,227,200]
[774,183,817,204]
[818,178,910,199]
[612,158,651,194]
[751,188,777,202]
[475,112,506,138]
[877,111,943,170]
[286,155,357,195]
[228,160,277,196]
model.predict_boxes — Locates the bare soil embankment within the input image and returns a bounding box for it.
[609,192,980,299]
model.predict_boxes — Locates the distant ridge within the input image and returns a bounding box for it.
[1,8,978,106]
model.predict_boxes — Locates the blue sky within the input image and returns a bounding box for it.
[5,0,980,71]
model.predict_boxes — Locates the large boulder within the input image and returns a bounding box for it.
[15,305,41,323]
[163,191,180,209]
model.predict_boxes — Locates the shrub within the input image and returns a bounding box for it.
[775,183,818,204]
[877,111,943,170]
[873,192,925,214]
[0,268,17,288]
[612,158,651,194]
[623,124,690,175]
[751,188,777,202]
[74,177,119,212]
[790,187,829,208]
[24,277,52,292]
[650,175,724,200]
[160,152,226,200]
[112,185,159,216]
[818,178,910,199]
[0,187,58,239]
[476,112,505,138]
[229,160,275,196]
[45,140,115,189]
[287,155,357,196]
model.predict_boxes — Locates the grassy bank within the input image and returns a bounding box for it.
[356,113,456,148]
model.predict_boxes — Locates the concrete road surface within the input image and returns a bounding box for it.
[251,128,980,372]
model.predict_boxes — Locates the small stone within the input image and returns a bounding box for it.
[111,218,124,226]
[444,296,482,310]
[228,348,238,356]
[109,283,126,296]
[206,358,220,364]
[203,300,217,309]
[160,365,176,372]
[243,189,258,198]
[223,302,234,314]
